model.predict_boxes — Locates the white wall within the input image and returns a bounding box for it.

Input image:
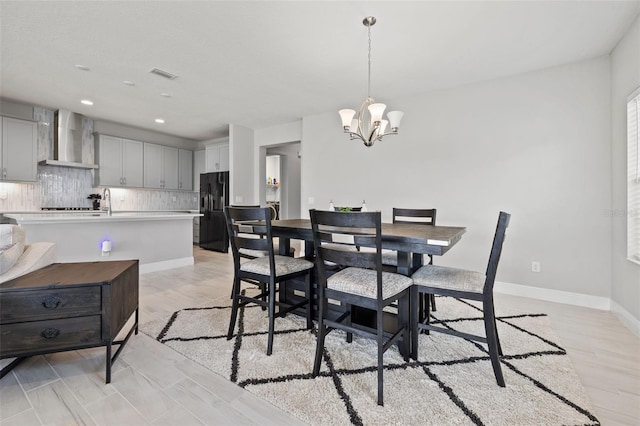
[193,149,205,193]
[229,124,255,204]
[254,121,303,209]
[302,56,613,299]
[610,15,640,325]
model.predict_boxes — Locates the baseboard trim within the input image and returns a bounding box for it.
[140,257,194,274]
[494,281,611,311]
[610,299,640,337]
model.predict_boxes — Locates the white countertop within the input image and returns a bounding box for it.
[3,211,202,224]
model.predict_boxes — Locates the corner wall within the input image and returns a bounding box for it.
[229,124,255,204]
[610,15,640,329]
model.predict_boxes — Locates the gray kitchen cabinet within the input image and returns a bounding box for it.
[144,143,179,190]
[205,143,229,172]
[95,134,144,187]
[0,116,37,182]
[178,149,193,191]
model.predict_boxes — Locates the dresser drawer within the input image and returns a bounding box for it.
[0,315,102,357]
[0,287,101,323]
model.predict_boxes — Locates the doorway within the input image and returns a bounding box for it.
[261,142,301,220]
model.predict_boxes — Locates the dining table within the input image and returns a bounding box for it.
[263,217,467,353]
[271,218,467,276]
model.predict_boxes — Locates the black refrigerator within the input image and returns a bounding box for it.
[199,171,229,252]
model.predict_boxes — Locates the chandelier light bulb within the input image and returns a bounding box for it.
[387,111,404,132]
[339,109,356,129]
[368,103,386,124]
[379,119,389,134]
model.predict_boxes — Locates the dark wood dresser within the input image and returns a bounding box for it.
[0,260,139,383]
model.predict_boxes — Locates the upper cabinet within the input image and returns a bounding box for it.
[206,143,229,172]
[95,134,193,191]
[95,134,144,187]
[144,143,178,189]
[178,149,193,191]
[0,116,37,182]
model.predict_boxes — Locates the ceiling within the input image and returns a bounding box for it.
[1,1,638,141]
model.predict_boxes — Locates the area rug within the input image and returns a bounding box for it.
[140,294,600,426]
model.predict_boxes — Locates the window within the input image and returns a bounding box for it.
[628,89,640,264]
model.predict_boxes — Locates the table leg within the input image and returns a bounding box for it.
[105,342,112,384]
[0,357,26,379]
[396,251,412,276]
[304,239,314,260]
[279,237,291,256]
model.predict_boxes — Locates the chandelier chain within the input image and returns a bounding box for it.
[367,23,372,99]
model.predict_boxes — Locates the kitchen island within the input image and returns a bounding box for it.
[3,212,202,273]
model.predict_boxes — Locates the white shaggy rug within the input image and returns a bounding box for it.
[140,295,600,425]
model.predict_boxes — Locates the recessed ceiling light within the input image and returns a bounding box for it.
[123,80,135,86]
[81,100,94,106]
[75,64,90,71]
[155,118,165,124]
[160,93,172,98]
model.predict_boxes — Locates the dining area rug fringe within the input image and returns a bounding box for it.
[140,294,600,425]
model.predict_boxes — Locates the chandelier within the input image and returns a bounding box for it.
[339,16,404,147]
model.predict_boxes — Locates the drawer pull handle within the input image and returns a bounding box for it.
[42,296,61,309]
[41,328,61,339]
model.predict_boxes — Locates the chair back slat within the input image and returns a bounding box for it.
[484,211,511,294]
[235,235,270,251]
[393,208,437,226]
[319,246,378,269]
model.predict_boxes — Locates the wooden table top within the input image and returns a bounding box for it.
[269,219,466,255]
[0,260,139,291]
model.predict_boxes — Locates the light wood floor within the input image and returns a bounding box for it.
[0,247,638,425]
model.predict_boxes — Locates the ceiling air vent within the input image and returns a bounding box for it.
[149,67,178,80]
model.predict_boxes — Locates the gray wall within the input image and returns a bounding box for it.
[302,55,613,300]
[610,15,640,325]
[229,124,255,205]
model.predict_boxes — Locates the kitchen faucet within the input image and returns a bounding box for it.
[103,188,112,216]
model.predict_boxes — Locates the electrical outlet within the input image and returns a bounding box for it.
[172,196,177,202]
[531,261,541,273]
[308,197,315,205]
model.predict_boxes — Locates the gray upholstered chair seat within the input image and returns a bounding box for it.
[240,255,313,277]
[411,264,485,294]
[328,267,413,300]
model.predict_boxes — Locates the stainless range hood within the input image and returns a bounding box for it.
[39,109,98,169]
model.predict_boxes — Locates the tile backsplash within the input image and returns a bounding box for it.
[0,166,197,212]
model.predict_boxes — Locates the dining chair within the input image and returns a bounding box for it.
[224,206,314,355]
[382,208,438,315]
[310,209,412,406]
[227,205,296,300]
[410,211,511,387]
